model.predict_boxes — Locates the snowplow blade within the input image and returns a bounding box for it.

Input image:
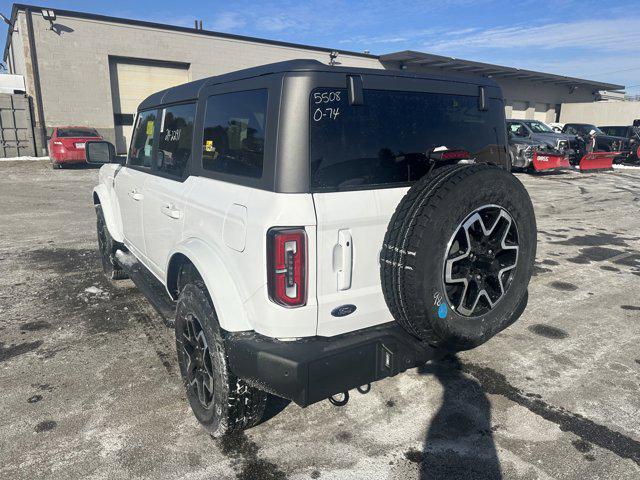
[532,152,571,172]
[579,152,616,172]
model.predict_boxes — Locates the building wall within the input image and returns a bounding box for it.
[560,101,640,125]
[24,12,382,146]
[8,14,27,78]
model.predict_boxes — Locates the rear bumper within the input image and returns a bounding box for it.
[225,322,442,407]
[50,148,87,162]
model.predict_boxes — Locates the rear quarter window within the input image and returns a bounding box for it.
[309,88,505,192]
[201,89,268,179]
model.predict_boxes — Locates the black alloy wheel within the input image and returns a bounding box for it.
[181,313,215,409]
[444,205,519,317]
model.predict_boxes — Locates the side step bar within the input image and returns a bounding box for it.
[115,250,176,327]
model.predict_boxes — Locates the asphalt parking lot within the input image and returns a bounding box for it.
[1,160,639,480]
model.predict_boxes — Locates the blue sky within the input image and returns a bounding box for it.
[1,0,639,90]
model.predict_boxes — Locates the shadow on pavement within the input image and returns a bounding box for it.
[415,355,502,480]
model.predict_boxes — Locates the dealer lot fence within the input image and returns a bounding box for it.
[0,93,37,158]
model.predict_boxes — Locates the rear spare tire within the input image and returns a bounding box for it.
[380,164,536,351]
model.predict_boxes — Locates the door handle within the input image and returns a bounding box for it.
[161,204,182,220]
[336,229,353,291]
[128,190,143,201]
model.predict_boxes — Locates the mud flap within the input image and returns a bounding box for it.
[579,152,616,172]
[532,151,571,172]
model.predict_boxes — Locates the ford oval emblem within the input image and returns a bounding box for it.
[331,304,357,317]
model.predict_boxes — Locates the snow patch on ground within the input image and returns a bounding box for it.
[84,286,104,295]
[0,156,49,162]
[613,164,640,170]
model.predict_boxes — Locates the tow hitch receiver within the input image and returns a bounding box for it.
[532,151,571,172]
[579,152,616,172]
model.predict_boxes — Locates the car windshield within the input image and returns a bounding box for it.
[309,88,506,192]
[524,121,553,133]
[57,128,100,138]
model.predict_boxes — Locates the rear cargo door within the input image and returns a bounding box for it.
[308,80,506,337]
[313,188,405,336]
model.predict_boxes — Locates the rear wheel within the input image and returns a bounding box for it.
[175,281,267,437]
[381,164,536,351]
[52,162,62,169]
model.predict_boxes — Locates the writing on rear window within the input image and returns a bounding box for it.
[309,88,505,192]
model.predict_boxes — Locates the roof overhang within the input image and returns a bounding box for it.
[380,51,625,92]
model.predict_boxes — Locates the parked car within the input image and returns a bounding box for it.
[48,126,103,168]
[86,60,536,436]
[561,123,630,157]
[507,132,545,169]
[507,119,579,162]
[599,125,640,163]
[507,132,568,172]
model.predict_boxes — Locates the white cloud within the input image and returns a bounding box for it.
[424,17,640,53]
[209,12,247,31]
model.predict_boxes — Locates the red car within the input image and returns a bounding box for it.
[49,126,103,168]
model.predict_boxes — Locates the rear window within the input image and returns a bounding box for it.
[601,126,627,137]
[309,88,505,192]
[57,128,100,138]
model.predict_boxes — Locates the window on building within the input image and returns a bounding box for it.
[128,110,157,168]
[155,103,196,178]
[114,113,135,126]
[202,89,268,178]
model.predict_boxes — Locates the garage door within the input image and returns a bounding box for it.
[510,101,528,120]
[534,103,550,122]
[110,59,190,153]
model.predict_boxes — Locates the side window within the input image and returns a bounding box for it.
[156,103,196,179]
[508,122,526,137]
[128,110,157,167]
[202,89,268,178]
[565,126,577,135]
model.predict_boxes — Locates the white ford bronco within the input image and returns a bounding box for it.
[87,60,536,437]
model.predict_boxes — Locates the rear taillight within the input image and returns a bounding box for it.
[267,228,307,307]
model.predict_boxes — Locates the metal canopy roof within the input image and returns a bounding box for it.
[380,51,624,92]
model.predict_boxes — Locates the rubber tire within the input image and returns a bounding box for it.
[95,205,128,280]
[52,162,62,169]
[175,282,267,437]
[380,164,536,351]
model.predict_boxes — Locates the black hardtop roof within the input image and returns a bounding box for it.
[138,59,500,111]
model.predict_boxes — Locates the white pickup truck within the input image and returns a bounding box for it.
[87,60,536,436]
